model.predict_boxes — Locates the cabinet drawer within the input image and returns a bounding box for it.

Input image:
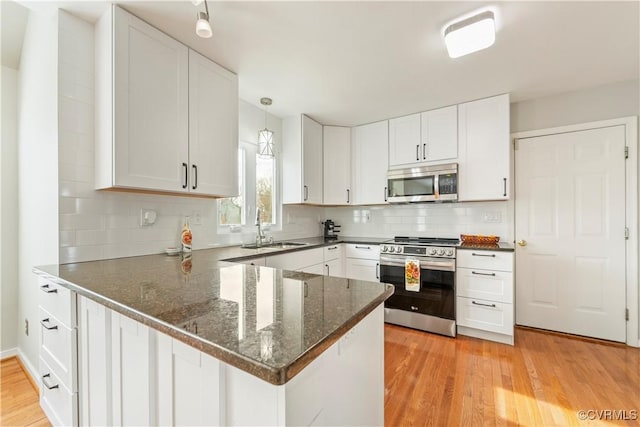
[38,278,76,328]
[456,268,513,303]
[266,248,323,271]
[39,357,77,427]
[323,244,344,261]
[39,307,77,392]
[345,244,379,260]
[345,259,379,282]
[457,250,513,272]
[456,297,513,335]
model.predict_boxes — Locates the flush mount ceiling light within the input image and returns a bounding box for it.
[258,97,275,158]
[444,10,495,58]
[195,0,212,39]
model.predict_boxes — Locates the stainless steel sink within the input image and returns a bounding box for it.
[242,241,309,250]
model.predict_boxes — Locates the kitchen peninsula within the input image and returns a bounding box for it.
[33,241,393,426]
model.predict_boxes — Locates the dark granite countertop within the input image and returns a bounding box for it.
[33,238,393,385]
[457,242,515,252]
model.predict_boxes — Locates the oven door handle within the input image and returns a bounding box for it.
[379,256,455,272]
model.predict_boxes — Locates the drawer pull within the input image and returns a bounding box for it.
[471,271,496,277]
[42,373,59,390]
[355,245,371,250]
[410,306,419,311]
[40,284,58,294]
[471,253,496,258]
[327,246,338,250]
[472,301,497,308]
[40,318,58,330]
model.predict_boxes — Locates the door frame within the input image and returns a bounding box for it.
[512,116,638,347]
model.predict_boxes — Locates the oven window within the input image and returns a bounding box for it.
[388,176,435,197]
[380,265,455,319]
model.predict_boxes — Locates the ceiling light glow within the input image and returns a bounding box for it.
[444,11,495,58]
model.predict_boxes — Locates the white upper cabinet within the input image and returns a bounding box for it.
[323,126,351,205]
[457,94,510,201]
[95,6,238,197]
[188,50,238,197]
[389,106,457,168]
[351,120,389,205]
[420,105,457,162]
[282,115,323,204]
[388,113,421,167]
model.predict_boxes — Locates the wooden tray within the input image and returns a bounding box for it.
[460,234,500,244]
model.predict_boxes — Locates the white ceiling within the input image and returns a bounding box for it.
[11,1,640,126]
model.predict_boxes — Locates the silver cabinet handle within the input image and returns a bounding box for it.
[423,143,427,160]
[376,262,380,279]
[355,245,371,249]
[346,189,350,204]
[325,264,330,276]
[304,185,309,201]
[471,253,496,257]
[472,300,497,308]
[182,163,188,189]
[42,373,59,390]
[416,145,420,161]
[40,284,57,294]
[40,318,58,330]
[192,164,198,190]
[471,271,496,277]
[503,178,507,197]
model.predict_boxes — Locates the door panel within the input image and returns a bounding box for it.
[515,125,626,342]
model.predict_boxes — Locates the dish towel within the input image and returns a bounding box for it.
[405,259,420,292]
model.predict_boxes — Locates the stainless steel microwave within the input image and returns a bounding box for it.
[386,163,458,203]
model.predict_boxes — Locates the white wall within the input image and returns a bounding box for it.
[325,201,512,241]
[1,66,19,357]
[511,79,639,132]
[58,12,322,264]
[17,8,59,374]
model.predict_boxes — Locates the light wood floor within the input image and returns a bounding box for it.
[1,357,50,427]
[385,325,640,426]
[2,326,639,426]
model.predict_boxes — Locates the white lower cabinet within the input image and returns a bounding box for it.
[38,278,78,427]
[345,244,380,282]
[77,295,383,426]
[456,250,514,345]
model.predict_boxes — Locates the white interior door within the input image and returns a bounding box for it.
[515,125,627,342]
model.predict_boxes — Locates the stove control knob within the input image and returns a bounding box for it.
[381,245,388,252]
[396,246,403,254]
[387,246,394,253]
[445,249,454,257]
[428,248,437,256]
[437,248,445,256]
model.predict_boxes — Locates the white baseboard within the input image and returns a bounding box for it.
[17,347,40,391]
[0,347,18,359]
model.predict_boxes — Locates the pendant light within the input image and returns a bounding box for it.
[195,0,212,39]
[258,97,275,158]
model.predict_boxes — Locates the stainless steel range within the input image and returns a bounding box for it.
[380,237,458,337]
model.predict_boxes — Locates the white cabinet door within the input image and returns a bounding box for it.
[457,94,510,201]
[301,263,326,275]
[324,258,344,277]
[351,121,389,205]
[323,126,351,205]
[113,6,189,192]
[111,311,153,426]
[282,115,323,204]
[188,50,238,197]
[78,296,111,426]
[157,334,223,426]
[421,105,457,162]
[388,113,421,167]
[345,258,380,282]
[303,116,324,204]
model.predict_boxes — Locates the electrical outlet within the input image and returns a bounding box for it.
[192,211,202,225]
[25,319,29,336]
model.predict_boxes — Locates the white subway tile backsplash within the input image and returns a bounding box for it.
[60,214,104,231]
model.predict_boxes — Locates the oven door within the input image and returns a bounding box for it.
[380,256,455,320]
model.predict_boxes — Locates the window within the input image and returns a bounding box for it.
[218,141,277,228]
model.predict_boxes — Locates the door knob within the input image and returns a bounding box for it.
[517,240,527,247]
